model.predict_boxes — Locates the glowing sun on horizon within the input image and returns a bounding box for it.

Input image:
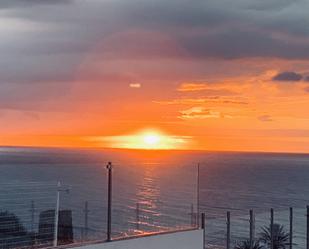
[143,134,161,147]
[88,129,192,150]
[131,130,168,149]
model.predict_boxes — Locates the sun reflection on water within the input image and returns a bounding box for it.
[136,164,161,212]
[133,163,165,235]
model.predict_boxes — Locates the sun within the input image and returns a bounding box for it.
[143,134,161,147]
[139,131,174,149]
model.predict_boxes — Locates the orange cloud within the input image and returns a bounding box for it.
[179,107,223,120]
[177,83,215,92]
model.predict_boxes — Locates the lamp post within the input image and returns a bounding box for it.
[106,162,113,242]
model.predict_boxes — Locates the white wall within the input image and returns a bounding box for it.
[72,230,203,249]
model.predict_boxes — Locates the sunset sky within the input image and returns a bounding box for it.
[1,0,309,152]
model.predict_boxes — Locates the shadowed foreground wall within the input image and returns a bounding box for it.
[73,230,203,249]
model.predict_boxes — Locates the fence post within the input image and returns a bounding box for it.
[270,208,274,249]
[189,204,195,226]
[289,207,293,249]
[53,182,61,247]
[249,209,254,249]
[227,211,230,249]
[136,202,140,230]
[197,163,200,227]
[84,201,89,241]
[106,162,113,242]
[306,206,309,249]
[201,213,206,249]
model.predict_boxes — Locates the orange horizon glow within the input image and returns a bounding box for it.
[84,129,192,150]
[2,1,309,154]
[2,43,309,153]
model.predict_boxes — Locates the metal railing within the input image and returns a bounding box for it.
[0,183,58,248]
[0,162,198,248]
[3,160,309,249]
[199,206,309,249]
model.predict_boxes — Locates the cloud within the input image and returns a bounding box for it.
[304,87,309,93]
[0,0,72,9]
[178,83,212,92]
[2,0,309,62]
[258,115,273,122]
[177,83,238,96]
[154,98,249,105]
[0,82,71,111]
[182,29,309,60]
[272,71,303,82]
[1,0,309,114]
[180,106,205,115]
[177,83,238,99]
[179,107,231,120]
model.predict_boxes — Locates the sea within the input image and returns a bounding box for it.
[1,147,309,248]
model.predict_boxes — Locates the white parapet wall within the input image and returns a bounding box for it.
[72,229,203,249]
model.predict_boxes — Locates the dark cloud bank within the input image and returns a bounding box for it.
[273,71,303,82]
[272,71,309,82]
[0,0,71,9]
[1,0,309,110]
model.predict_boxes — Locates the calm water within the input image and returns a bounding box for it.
[1,147,309,247]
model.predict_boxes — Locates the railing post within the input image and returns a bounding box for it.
[270,208,274,249]
[249,209,254,249]
[189,203,194,226]
[197,163,200,227]
[306,206,309,249]
[106,162,113,242]
[53,182,61,247]
[201,213,206,249]
[136,202,140,230]
[289,207,293,249]
[227,211,230,249]
[30,200,35,233]
[84,201,89,241]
